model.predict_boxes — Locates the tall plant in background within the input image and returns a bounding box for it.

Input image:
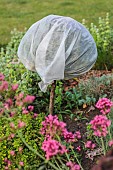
[82,13,113,70]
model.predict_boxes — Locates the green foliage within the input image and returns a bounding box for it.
[83,13,113,70]
[0,28,26,83]
[0,77,45,169]
[78,74,113,100]
[64,88,96,110]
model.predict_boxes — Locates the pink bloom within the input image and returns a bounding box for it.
[90,115,111,137]
[33,113,38,118]
[42,139,67,160]
[7,160,11,167]
[23,95,35,103]
[85,141,96,149]
[4,98,13,109]
[18,147,23,153]
[108,140,113,147]
[28,105,34,111]
[8,133,15,140]
[15,101,23,107]
[40,114,66,138]
[76,146,81,152]
[96,98,113,115]
[0,108,4,115]
[66,161,80,170]
[10,122,15,129]
[4,158,8,163]
[0,81,8,91]
[19,161,24,166]
[10,112,15,117]
[12,84,18,91]
[16,93,24,99]
[18,120,26,128]
[22,108,29,114]
[0,73,5,81]
[10,150,15,156]
[75,131,81,139]
[63,129,76,142]
[10,133,15,138]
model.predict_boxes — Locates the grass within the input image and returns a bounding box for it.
[0,0,113,45]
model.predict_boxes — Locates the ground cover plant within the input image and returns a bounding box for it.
[0,13,113,170]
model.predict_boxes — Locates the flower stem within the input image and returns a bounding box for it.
[101,137,106,155]
[70,146,84,170]
[18,132,59,170]
[108,115,112,140]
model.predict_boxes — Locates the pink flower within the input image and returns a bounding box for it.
[12,84,18,91]
[10,122,15,129]
[42,139,67,160]
[0,108,4,115]
[33,113,38,118]
[10,133,15,138]
[40,114,66,138]
[10,112,15,117]
[108,140,113,147]
[4,159,12,168]
[28,105,34,111]
[10,150,15,156]
[19,161,24,166]
[4,158,8,163]
[8,133,15,140]
[22,108,29,114]
[90,115,111,137]
[63,129,76,142]
[96,98,113,115]
[7,160,11,167]
[15,93,24,100]
[66,161,80,170]
[76,146,81,152]
[75,131,81,139]
[18,120,26,128]
[23,95,35,103]
[4,98,13,109]
[85,141,96,149]
[0,81,8,91]
[18,147,23,153]
[0,73,5,81]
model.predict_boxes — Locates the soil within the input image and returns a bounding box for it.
[63,107,100,170]
[62,70,113,170]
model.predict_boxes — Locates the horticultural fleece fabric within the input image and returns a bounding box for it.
[18,15,98,92]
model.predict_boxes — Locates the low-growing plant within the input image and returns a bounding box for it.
[64,88,96,110]
[78,74,113,99]
[0,73,45,169]
[86,98,113,160]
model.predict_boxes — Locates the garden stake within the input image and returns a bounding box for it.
[49,80,56,115]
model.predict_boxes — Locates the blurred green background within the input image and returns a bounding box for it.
[0,0,113,46]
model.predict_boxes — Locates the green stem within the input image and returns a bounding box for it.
[108,115,112,140]
[70,146,84,170]
[56,134,70,162]
[54,157,62,170]
[101,137,106,155]
[18,132,59,170]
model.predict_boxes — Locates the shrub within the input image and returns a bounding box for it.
[0,73,45,169]
[82,13,113,70]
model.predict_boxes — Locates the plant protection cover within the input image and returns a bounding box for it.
[18,15,97,92]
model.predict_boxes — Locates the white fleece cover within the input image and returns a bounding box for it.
[18,15,97,92]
